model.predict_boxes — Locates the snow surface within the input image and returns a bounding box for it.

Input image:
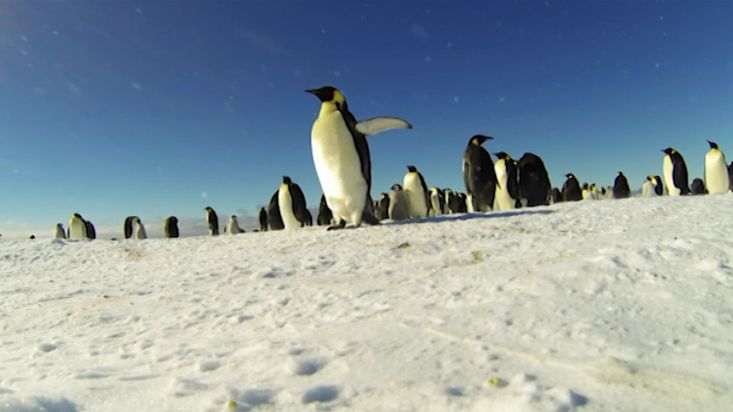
[1,195,732,412]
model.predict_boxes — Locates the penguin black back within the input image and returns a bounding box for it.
[124,216,135,239]
[205,206,219,236]
[258,207,268,232]
[267,191,284,230]
[654,175,664,196]
[728,162,733,192]
[613,172,631,199]
[164,216,179,238]
[85,220,96,240]
[317,194,334,226]
[463,135,498,211]
[551,187,562,203]
[517,152,552,206]
[562,173,583,202]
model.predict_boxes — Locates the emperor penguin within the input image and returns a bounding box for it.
[428,188,445,216]
[388,184,410,221]
[307,85,411,230]
[613,172,631,199]
[123,216,136,239]
[550,188,562,204]
[662,147,690,196]
[85,220,96,240]
[517,152,552,207]
[131,216,147,239]
[54,223,66,239]
[704,140,729,194]
[641,176,661,197]
[68,213,88,240]
[317,194,334,226]
[375,193,390,221]
[493,152,519,211]
[562,174,583,202]
[691,178,706,195]
[445,190,468,214]
[164,216,179,238]
[278,176,309,229]
[226,215,245,234]
[463,134,497,212]
[403,165,430,219]
[258,207,268,232]
[205,206,220,235]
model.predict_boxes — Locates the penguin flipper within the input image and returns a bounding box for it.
[355,117,412,136]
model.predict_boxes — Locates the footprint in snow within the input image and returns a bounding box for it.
[302,385,339,404]
[289,358,326,376]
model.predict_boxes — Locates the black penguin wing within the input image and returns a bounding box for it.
[267,191,284,230]
[418,172,430,210]
[672,154,690,194]
[506,160,520,199]
[208,210,219,234]
[289,183,308,225]
[124,216,133,239]
[339,106,372,191]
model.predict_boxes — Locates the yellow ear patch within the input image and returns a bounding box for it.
[332,89,345,104]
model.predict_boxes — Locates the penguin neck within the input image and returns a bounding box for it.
[319,101,339,118]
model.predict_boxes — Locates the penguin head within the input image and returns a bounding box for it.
[582,183,589,190]
[493,151,510,160]
[72,213,83,219]
[390,184,403,191]
[306,86,346,111]
[469,134,494,146]
[662,147,676,155]
[707,140,719,150]
[57,223,63,228]
[646,175,653,182]
[168,216,178,223]
[565,173,576,180]
[380,192,388,199]
[406,165,418,173]
[618,171,625,176]
[282,176,292,185]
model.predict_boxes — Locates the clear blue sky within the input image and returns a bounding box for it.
[2,1,732,235]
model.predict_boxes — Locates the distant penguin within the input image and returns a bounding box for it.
[613,172,631,199]
[375,193,390,221]
[446,190,468,214]
[581,183,592,200]
[550,188,562,204]
[403,165,430,219]
[641,176,660,197]
[226,215,245,234]
[463,135,497,212]
[652,176,664,196]
[164,216,179,238]
[388,184,409,221]
[428,188,445,216]
[205,206,220,235]
[278,176,309,229]
[704,140,729,194]
[307,85,411,230]
[691,178,706,195]
[123,216,136,239]
[54,223,66,239]
[493,152,519,211]
[267,191,284,230]
[317,194,334,226]
[85,220,96,239]
[258,207,268,232]
[562,174,583,202]
[662,148,690,196]
[68,213,87,240]
[517,152,552,207]
[131,216,147,239]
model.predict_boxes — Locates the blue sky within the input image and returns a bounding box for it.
[1,1,732,236]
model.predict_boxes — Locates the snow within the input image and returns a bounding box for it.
[1,195,732,411]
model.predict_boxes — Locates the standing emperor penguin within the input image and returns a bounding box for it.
[388,184,409,221]
[164,216,179,238]
[317,194,334,226]
[403,165,430,219]
[258,207,268,232]
[68,213,87,240]
[463,134,497,212]
[662,148,690,196]
[278,176,309,229]
[428,188,445,216]
[562,174,583,202]
[375,193,390,221]
[123,216,136,239]
[226,215,245,234]
[131,216,147,239]
[704,140,729,194]
[307,85,411,230]
[641,176,661,197]
[205,206,220,236]
[54,223,66,239]
[691,178,706,195]
[613,171,631,199]
[517,152,552,207]
[493,152,519,211]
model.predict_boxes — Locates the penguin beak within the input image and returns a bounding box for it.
[305,88,329,102]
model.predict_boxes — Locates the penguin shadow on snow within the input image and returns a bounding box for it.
[385,209,554,226]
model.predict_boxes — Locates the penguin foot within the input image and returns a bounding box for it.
[327,221,347,231]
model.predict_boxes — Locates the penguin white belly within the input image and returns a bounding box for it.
[54,226,66,239]
[466,194,475,212]
[278,185,301,229]
[663,156,679,196]
[226,218,241,234]
[311,111,367,225]
[493,160,515,211]
[641,181,655,197]
[403,174,427,218]
[429,192,442,216]
[135,223,147,239]
[705,151,729,194]
[68,219,86,240]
